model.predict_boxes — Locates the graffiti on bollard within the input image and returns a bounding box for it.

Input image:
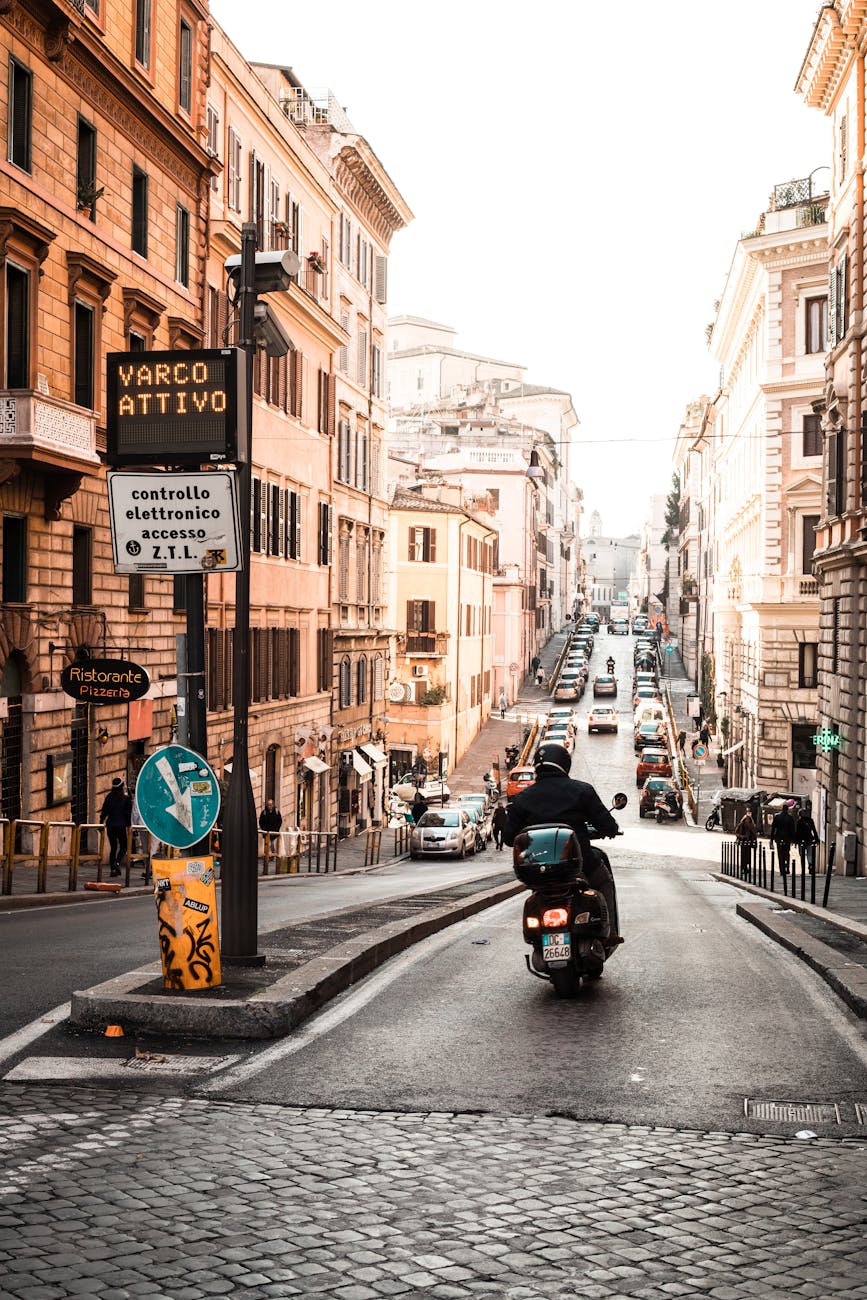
[153,856,221,990]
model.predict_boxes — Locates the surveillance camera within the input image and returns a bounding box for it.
[224,249,301,294]
[253,301,295,358]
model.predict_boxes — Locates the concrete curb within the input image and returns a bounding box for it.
[710,871,867,943]
[69,878,523,1039]
[736,900,867,1020]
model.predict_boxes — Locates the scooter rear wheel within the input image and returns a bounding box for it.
[550,967,581,998]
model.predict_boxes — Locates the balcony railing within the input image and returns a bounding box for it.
[0,391,100,473]
[403,632,449,655]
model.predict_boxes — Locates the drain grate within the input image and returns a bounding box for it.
[855,1104,867,1125]
[745,1099,841,1124]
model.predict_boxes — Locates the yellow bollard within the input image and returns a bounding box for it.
[153,856,221,990]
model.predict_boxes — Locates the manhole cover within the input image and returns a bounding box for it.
[745,1099,841,1124]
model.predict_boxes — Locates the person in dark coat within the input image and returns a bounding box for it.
[504,743,622,940]
[259,799,282,855]
[676,729,687,755]
[100,777,133,877]
[795,806,820,870]
[699,723,711,748]
[411,789,429,824]
[492,801,508,850]
[770,802,798,874]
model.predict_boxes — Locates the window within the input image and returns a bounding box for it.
[318,502,333,566]
[798,643,818,690]
[803,413,821,458]
[406,599,435,632]
[408,526,436,562]
[2,515,26,603]
[5,264,29,388]
[132,167,148,257]
[339,311,349,372]
[250,152,266,248]
[128,574,145,611]
[339,657,352,709]
[178,18,192,115]
[317,628,332,693]
[801,515,819,574]
[128,330,146,352]
[76,118,97,218]
[8,58,32,173]
[356,659,367,704]
[827,430,846,517]
[73,302,95,409]
[371,344,383,398]
[227,128,241,212]
[206,104,220,191]
[339,213,352,265]
[338,531,350,601]
[175,204,190,287]
[357,326,368,386]
[71,527,92,606]
[356,532,368,604]
[286,490,301,560]
[805,296,827,354]
[135,0,151,69]
[355,428,368,491]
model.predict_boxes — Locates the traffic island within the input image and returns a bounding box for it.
[70,873,523,1039]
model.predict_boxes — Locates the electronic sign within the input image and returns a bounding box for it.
[106,349,248,466]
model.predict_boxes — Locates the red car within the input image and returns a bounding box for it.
[506,766,536,799]
[635,747,673,786]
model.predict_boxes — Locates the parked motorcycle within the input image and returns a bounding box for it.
[514,794,627,998]
[705,806,721,831]
[654,789,683,822]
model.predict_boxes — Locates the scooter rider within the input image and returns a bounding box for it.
[606,656,615,674]
[504,742,623,942]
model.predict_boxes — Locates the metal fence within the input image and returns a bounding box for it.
[720,836,834,907]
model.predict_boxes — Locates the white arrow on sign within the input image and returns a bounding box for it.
[156,755,194,832]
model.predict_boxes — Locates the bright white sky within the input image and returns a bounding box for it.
[210,0,830,537]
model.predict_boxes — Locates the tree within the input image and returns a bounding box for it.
[661,472,680,546]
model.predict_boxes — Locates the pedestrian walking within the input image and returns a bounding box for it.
[492,801,508,850]
[769,800,798,875]
[531,655,541,677]
[735,810,758,878]
[100,777,132,877]
[411,789,429,824]
[676,729,687,755]
[498,688,507,719]
[259,798,282,857]
[690,733,701,759]
[535,667,546,688]
[795,805,820,871]
[699,723,711,748]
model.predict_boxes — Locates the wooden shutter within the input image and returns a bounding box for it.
[374,254,387,304]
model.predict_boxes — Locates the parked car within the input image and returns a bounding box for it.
[554,676,583,702]
[639,777,683,818]
[632,615,650,633]
[633,686,663,708]
[547,707,577,731]
[635,747,673,786]
[542,725,574,752]
[455,801,488,851]
[410,808,476,859]
[506,765,536,799]
[587,705,618,734]
[593,674,618,697]
[609,619,630,635]
[633,672,658,689]
[634,703,666,728]
[393,780,451,805]
[634,720,668,753]
[455,793,493,841]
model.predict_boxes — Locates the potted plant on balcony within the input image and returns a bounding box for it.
[307,251,326,274]
[76,181,105,212]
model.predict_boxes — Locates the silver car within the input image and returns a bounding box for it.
[410,808,476,859]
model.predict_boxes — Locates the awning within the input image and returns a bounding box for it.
[350,750,372,781]
[303,755,330,774]
[360,743,387,765]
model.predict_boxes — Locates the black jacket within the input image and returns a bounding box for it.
[100,788,132,829]
[770,809,797,845]
[503,767,618,867]
[259,808,282,832]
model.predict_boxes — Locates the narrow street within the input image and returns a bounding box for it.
[1,637,865,1299]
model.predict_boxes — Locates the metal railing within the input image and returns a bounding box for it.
[719,836,830,906]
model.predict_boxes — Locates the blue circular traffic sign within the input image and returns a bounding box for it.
[134,744,221,850]
[693,744,708,759]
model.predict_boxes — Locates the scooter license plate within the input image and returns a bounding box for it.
[542,932,571,962]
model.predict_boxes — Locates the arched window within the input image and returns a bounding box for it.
[339,656,352,709]
[356,656,367,704]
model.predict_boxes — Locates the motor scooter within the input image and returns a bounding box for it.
[514,794,627,998]
[653,788,683,822]
[705,805,721,831]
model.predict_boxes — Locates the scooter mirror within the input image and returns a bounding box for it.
[611,792,628,810]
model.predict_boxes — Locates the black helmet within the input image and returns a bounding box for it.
[534,742,571,774]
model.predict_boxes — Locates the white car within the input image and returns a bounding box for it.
[410,808,476,859]
[393,780,451,805]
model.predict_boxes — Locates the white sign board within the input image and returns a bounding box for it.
[108,471,242,574]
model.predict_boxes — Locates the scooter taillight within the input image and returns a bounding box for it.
[542,906,569,927]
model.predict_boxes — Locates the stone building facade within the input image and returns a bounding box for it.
[798,1,867,874]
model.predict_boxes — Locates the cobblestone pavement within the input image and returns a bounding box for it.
[1,1085,865,1300]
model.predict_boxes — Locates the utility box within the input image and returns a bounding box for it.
[153,856,221,989]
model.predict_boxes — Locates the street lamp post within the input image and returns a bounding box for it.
[221,222,260,964]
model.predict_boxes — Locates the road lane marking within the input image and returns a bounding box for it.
[0,1002,71,1070]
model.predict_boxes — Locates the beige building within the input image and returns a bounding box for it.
[705,179,826,794]
[798,2,867,873]
[386,485,494,785]
[0,0,212,827]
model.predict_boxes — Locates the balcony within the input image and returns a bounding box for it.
[1,390,100,475]
[402,632,450,656]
